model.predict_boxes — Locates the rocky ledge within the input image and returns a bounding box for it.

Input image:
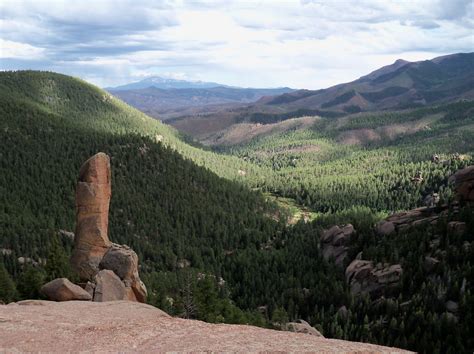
[0,300,410,353]
[376,165,474,236]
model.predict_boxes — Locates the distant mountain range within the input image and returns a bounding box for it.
[168,52,474,139]
[259,52,473,113]
[107,76,226,90]
[107,77,294,120]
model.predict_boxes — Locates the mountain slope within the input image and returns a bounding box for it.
[263,52,474,112]
[169,52,474,139]
[0,71,266,182]
[0,71,282,323]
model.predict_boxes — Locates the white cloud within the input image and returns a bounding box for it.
[0,0,472,88]
[0,38,45,58]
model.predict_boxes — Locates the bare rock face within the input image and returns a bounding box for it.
[93,270,126,302]
[40,278,92,302]
[99,244,147,302]
[285,319,324,337]
[0,301,409,353]
[449,165,474,203]
[345,259,402,297]
[320,224,354,266]
[71,153,112,280]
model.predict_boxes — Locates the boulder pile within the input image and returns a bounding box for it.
[41,153,147,303]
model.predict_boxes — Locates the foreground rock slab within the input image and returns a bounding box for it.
[0,301,410,353]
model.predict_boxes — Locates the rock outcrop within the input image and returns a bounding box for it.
[376,165,473,236]
[285,319,324,337]
[0,301,409,352]
[43,153,147,303]
[449,165,474,203]
[71,153,112,280]
[345,259,402,297]
[376,207,442,236]
[320,224,355,266]
[40,278,92,301]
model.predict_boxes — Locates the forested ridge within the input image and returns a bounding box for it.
[0,71,473,353]
[223,101,474,213]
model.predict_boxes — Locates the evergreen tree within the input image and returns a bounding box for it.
[45,233,71,281]
[0,262,17,303]
[17,266,45,300]
[271,307,289,327]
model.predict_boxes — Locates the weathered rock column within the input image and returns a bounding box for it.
[71,153,112,280]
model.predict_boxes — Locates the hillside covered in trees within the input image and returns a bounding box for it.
[0,71,473,353]
[221,101,474,214]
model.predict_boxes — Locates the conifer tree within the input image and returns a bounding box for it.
[0,262,17,303]
[45,233,71,281]
[17,266,45,300]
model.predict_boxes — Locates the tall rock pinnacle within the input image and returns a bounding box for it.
[67,152,147,303]
[71,152,112,280]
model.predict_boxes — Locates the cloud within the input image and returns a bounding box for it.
[0,39,45,58]
[436,0,473,20]
[0,1,178,57]
[0,0,472,89]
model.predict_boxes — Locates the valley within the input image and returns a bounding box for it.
[1,65,473,353]
[2,1,473,352]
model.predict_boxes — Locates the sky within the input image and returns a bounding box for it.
[0,0,473,89]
